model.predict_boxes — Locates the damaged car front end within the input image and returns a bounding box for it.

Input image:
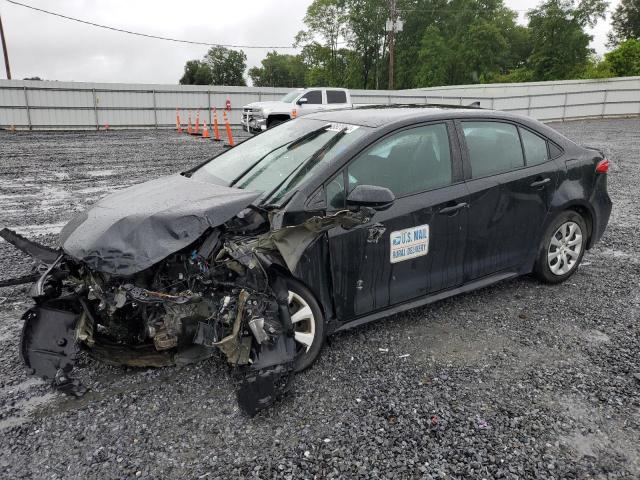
[1,119,371,415]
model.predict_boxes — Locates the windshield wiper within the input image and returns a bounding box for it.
[229,124,331,188]
[286,124,330,150]
[262,127,348,204]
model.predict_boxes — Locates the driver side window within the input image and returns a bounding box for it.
[303,90,323,104]
[326,124,453,210]
[347,123,452,197]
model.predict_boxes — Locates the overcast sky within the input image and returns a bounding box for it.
[0,0,620,85]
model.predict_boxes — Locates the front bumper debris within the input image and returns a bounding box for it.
[20,298,87,397]
[1,203,374,415]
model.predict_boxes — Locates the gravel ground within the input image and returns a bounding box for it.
[0,119,638,479]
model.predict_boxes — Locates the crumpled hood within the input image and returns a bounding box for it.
[60,174,260,276]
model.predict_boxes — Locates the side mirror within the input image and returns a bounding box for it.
[297,97,308,105]
[346,185,395,210]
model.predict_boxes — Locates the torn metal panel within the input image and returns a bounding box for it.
[366,223,386,244]
[0,228,61,265]
[212,289,251,365]
[258,209,374,272]
[0,273,41,288]
[60,174,260,276]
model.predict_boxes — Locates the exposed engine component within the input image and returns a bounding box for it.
[0,207,371,416]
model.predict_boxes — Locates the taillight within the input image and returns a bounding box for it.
[596,158,610,174]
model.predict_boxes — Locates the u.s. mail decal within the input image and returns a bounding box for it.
[390,224,430,263]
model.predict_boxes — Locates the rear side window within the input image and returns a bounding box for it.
[520,128,548,166]
[347,123,452,197]
[303,90,322,104]
[549,142,563,159]
[327,90,347,104]
[462,122,524,178]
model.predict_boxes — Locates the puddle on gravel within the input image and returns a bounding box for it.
[0,378,45,396]
[0,392,57,430]
[583,329,610,344]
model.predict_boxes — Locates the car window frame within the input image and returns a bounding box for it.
[455,118,564,181]
[517,125,559,167]
[547,138,564,160]
[456,119,527,180]
[322,120,463,210]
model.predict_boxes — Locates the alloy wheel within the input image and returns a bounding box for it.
[288,290,316,353]
[547,221,583,276]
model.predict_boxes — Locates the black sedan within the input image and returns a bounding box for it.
[1,106,612,414]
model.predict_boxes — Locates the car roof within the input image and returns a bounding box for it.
[303,106,525,129]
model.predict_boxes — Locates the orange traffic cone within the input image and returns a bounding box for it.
[176,108,182,133]
[187,112,192,135]
[192,110,200,135]
[223,111,235,147]
[291,108,298,119]
[201,118,210,138]
[212,108,221,141]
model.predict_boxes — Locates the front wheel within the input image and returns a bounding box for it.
[283,277,325,372]
[534,211,588,284]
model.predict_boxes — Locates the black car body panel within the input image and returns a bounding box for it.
[279,108,611,331]
[1,106,612,414]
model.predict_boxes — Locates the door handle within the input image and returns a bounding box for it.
[530,177,551,188]
[438,202,468,215]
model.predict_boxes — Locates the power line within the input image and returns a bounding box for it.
[4,0,298,49]
[0,13,10,79]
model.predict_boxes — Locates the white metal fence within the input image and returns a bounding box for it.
[1,77,639,130]
[415,76,640,122]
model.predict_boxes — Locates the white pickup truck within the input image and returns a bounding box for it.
[242,88,352,133]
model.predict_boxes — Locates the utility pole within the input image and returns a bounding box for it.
[0,13,10,80]
[386,0,402,90]
[387,0,396,90]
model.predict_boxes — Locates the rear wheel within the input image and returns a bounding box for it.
[534,211,587,284]
[283,277,325,372]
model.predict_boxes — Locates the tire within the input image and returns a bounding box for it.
[283,277,325,372]
[534,210,588,284]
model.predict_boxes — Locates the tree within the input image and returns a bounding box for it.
[295,0,349,86]
[408,0,526,87]
[179,46,247,86]
[605,38,640,76]
[344,0,387,88]
[579,54,614,79]
[414,26,451,87]
[526,0,607,81]
[179,60,212,85]
[248,52,308,87]
[609,0,640,46]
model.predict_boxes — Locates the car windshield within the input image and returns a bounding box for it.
[190,118,368,204]
[280,91,301,103]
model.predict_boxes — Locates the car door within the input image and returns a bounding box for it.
[326,121,468,321]
[457,120,559,281]
[297,89,324,116]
